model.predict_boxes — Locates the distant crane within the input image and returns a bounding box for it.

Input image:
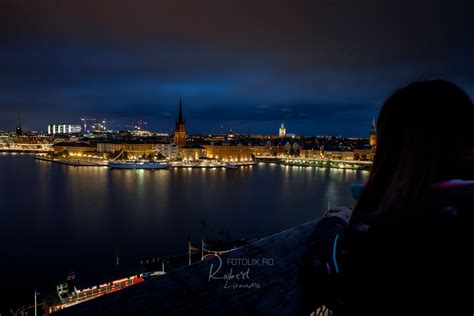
[80,116,96,132]
[133,119,148,131]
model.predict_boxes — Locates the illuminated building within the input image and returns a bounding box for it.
[250,145,274,157]
[48,124,82,135]
[53,142,97,154]
[173,98,187,147]
[178,145,207,160]
[156,143,178,159]
[96,142,177,159]
[300,148,323,159]
[203,144,252,161]
[279,122,286,138]
[353,148,374,161]
[321,149,354,160]
[369,118,377,146]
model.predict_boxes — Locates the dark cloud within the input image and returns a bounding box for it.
[1,0,473,135]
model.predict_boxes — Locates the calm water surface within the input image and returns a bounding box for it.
[0,154,368,310]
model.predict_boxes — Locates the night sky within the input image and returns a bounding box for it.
[1,0,473,136]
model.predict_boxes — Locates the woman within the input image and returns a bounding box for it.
[299,80,474,315]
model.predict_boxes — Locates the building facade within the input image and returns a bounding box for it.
[156,143,178,160]
[97,142,177,159]
[53,142,97,154]
[178,145,207,160]
[203,144,252,161]
[250,145,274,157]
[48,124,82,135]
[353,148,374,161]
[300,148,323,159]
[321,150,355,160]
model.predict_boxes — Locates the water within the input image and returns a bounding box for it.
[0,154,368,312]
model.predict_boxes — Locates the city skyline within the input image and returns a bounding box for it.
[1,0,474,136]
[1,110,375,139]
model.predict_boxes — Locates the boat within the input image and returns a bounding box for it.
[45,270,163,314]
[109,160,171,170]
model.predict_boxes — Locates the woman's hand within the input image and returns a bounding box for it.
[323,206,352,223]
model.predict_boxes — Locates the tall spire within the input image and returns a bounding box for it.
[369,117,377,146]
[279,121,286,138]
[370,118,377,134]
[177,97,184,124]
[174,97,187,147]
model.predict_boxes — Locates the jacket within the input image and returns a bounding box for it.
[298,180,474,315]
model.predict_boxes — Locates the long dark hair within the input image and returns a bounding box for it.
[353,80,474,220]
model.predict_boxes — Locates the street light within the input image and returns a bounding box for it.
[34,289,38,316]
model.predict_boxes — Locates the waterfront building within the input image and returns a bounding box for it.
[369,118,377,146]
[321,149,355,160]
[203,144,252,161]
[178,145,207,160]
[279,122,286,138]
[250,145,274,157]
[353,148,374,161]
[97,141,177,159]
[300,148,323,159]
[173,98,187,147]
[48,124,82,135]
[0,132,15,144]
[53,142,97,154]
[157,143,178,160]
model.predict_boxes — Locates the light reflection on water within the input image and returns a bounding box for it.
[0,156,368,310]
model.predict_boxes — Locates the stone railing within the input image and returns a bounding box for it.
[57,218,324,315]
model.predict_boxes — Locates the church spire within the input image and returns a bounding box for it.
[177,97,184,124]
[279,121,286,138]
[369,117,377,146]
[174,97,187,147]
[370,117,376,136]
